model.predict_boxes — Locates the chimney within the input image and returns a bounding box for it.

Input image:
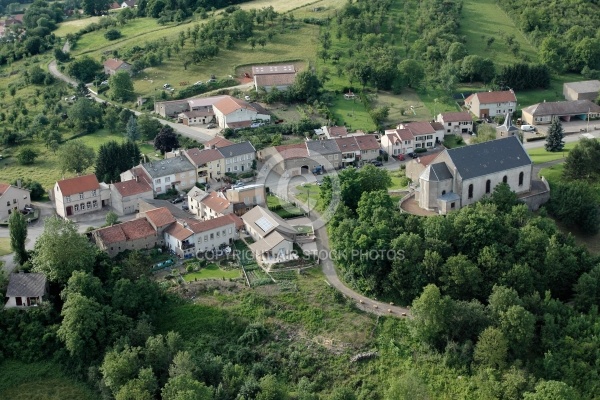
[16,179,22,188]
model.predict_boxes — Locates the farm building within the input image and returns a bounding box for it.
[521,100,600,125]
[252,64,296,92]
[563,80,600,101]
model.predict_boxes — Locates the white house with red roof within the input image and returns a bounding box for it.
[0,182,30,221]
[103,58,132,76]
[212,96,270,129]
[436,111,473,135]
[464,90,517,119]
[382,128,414,156]
[53,174,110,218]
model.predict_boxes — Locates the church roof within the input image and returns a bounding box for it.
[422,162,453,181]
[446,136,531,180]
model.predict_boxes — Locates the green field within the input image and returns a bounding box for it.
[0,237,11,256]
[0,360,96,400]
[330,95,376,132]
[183,263,241,281]
[295,184,320,209]
[53,16,102,37]
[389,170,410,190]
[526,142,579,164]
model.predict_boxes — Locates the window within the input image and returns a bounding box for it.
[12,199,16,204]
[210,233,214,239]
[426,142,433,147]
[426,135,433,140]
[6,201,10,207]
[165,177,171,183]
[74,204,79,211]
[87,201,91,209]
[486,179,491,194]
[92,190,96,196]
[334,154,339,160]
[468,184,473,199]
[216,231,220,237]
[447,122,451,126]
[80,203,85,210]
[79,193,84,199]
[227,167,231,172]
[228,228,232,234]
[503,175,508,184]
[451,202,455,208]
[155,179,161,184]
[442,190,446,195]
[66,196,71,203]
[519,171,524,186]
[156,187,162,192]
[234,166,238,171]
[204,235,208,241]
[93,200,98,208]
[447,129,451,133]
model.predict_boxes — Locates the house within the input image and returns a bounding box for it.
[495,113,520,138]
[398,121,443,149]
[165,214,242,258]
[306,139,341,171]
[252,64,297,92]
[219,141,256,174]
[154,99,191,118]
[465,90,517,119]
[103,58,132,76]
[405,153,439,181]
[322,125,348,139]
[242,206,297,263]
[183,148,223,183]
[212,96,270,129]
[92,218,162,257]
[417,136,532,214]
[333,135,379,166]
[121,0,135,7]
[177,110,214,126]
[54,174,110,219]
[225,184,266,215]
[5,273,47,308]
[0,182,31,221]
[521,100,600,125]
[354,134,381,163]
[142,207,177,234]
[563,80,600,101]
[205,136,234,149]
[436,111,473,135]
[381,128,414,156]
[109,2,120,9]
[110,177,153,216]
[137,156,197,195]
[191,190,233,220]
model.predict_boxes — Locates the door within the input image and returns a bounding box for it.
[66,206,73,216]
[15,297,22,306]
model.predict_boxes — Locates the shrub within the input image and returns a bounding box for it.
[104,29,122,41]
[186,265,194,273]
[415,148,427,153]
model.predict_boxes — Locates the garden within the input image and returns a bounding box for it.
[266,194,305,219]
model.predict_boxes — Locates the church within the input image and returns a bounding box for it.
[417,136,533,214]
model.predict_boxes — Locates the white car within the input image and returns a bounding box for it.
[244,95,251,101]
[163,83,171,89]
[521,125,536,132]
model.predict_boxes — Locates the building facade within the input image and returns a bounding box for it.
[54,174,110,219]
[0,183,30,221]
[464,90,517,118]
[436,111,473,134]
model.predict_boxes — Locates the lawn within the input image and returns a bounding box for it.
[0,237,11,256]
[389,170,410,190]
[0,360,96,400]
[267,194,305,218]
[295,225,313,234]
[373,90,433,127]
[54,16,102,37]
[526,142,581,164]
[460,0,538,67]
[183,263,240,281]
[295,184,320,209]
[443,134,466,149]
[539,163,564,182]
[330,95,376,132]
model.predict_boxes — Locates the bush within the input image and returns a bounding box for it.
[415,148,427,153]
[104,29,122,41]
[186,265,195,273]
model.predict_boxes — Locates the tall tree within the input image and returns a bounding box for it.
[125,115,139,142]
[545,118,565,152]
[154,126,179,154]
[68,98,102,133]
[110,71,135,102]
[9,210,28,265]
[31,216,96,284]
[563,137,600,181]
[137,114,162,140]
[58,140,96,174]
[291,71,322,102]
[474,327,509,370]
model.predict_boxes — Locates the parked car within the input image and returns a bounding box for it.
[244,95,251,101]
[370,160,383,167]
[206,123,216,129]
[182,205,189,211]
[396,154,405,161]
[171,196,184,204]
[521,124,536,132]
[407,152,419,159]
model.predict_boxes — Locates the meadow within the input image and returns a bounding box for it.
[183,263,241,281]
[330,95,376,132]
[526,142,578,164]
[0,360,96,400]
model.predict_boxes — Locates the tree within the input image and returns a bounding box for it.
[471,124,497,144]
[110,71,135,102]
[104,107,120,133]
[488,182,519,212]
[58,140,96,174]
[68,98,102,132]
[410,284,453,349]
[291,71,322,102]
[104,29,122,41]
[83,0,110,16]
[499,305,535,355]
[547,181,600,235]
[120,251,152,281]
[523,380,579,400]
[398,59,425,89]
[563,137,600,181]
[154,125,179,154]
[161,375,212,400]
[101,345,143,395]
[12,178,44,200]
[137,114,162,140]
[370,106,390,129]
[67,56,102,83]
[115,367,157,400]
[573,264,600,312]
[17,147,38,165]
[474,327,509,370]
[9,211,28,265]
[460,55,485,83]
[385,372,430,400]
[125,116,139,142]
[545,118,564,152]
[31,216,96,284]
[106,211,119,226]
[61,271,105,303]
[447,42,468,63]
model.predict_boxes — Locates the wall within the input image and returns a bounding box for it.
[0,186,30,220]
[55,186,102,219]
[97,232,163,258]
[154,100,189,118]
[520,177,551,211]
[460,165,532,207]
[195,224,237,253]
[224,152,255,174]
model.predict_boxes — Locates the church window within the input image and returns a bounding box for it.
[503,175,508,184]
[519,172,524,186]
[486,179,491,194]
[468,184,473,199]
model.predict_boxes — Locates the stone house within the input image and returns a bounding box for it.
[464,90,517,119]
[53,174,110,219]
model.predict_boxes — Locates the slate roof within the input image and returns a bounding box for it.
[252,65,296,75]
[446,136,531,180]
[420,163,451,182]
[113,179,152,198]
[185,148,222,166]
[465,90,517,104]
[56,174,100,197]
[217,141,256,158]
[142,157,195,178]
[6,273,46,297]
[306,139,340,156]
[522,100,600,117]
[564,80,600,94]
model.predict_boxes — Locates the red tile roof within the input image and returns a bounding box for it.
[113,179,152,198]
[131,166,152,185]
[165,222,193,241]
[0,183,9,195]
[186,214,238,234]
[404,122,436,136]
[439,111,472,123]
[225,213,244,229]
[413,153,438,167]
[205,137,234,148]
[396,128,414,141]
[335,136,359,151]
[213,96,254,116]
[103,58,129,71]
[354,134,379,150]
[56,174,100,197]
[431,121,445,131]
[96,218,157,244]
[274,143,308,158]
[201,192,230,213]
[327,126,348,137]
[185,148,223,166]
[466,90,516,104]
[145,207,176,228]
